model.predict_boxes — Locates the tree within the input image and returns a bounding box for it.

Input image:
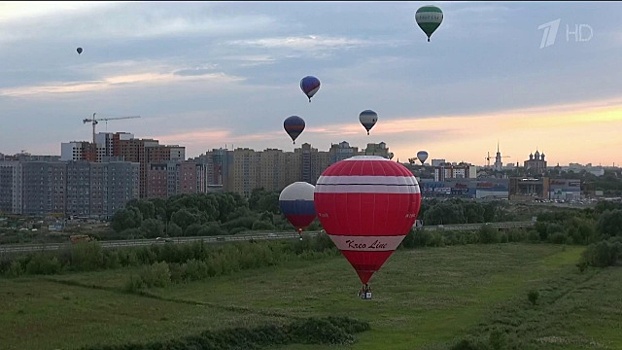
[596,209,622,238]
[463,201,485,223]
[213,193,237,223]
[170,208,201,232]
[256,192,280,214]
[126,199,156,220]
[140,218,164,238]
[111,207,143,233]
[167,222,183,237]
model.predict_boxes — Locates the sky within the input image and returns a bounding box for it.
[0,1,621,167]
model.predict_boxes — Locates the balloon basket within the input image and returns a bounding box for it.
[359,292,372,300]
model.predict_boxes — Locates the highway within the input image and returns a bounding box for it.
[0,231,309,255]
[0,221,535,255]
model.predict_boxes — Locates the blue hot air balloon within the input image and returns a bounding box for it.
[279,182,316,239]
[284,116,305,144]
[416,150,429,165]
[300,76,321,102]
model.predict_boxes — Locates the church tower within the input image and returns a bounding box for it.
[494,141,503,171]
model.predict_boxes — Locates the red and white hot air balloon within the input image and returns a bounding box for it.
[314,155,422,297]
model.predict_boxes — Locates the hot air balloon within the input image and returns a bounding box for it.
[415,5,443,42]
[416,150,428,165]
[76,47,83,55]
[314,155,422,297]
[359,110,378,135]
[284,116,305,144]
[279,182,316,240]
[300,76,321,102]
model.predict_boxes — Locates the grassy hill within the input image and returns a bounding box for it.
[1,243,620,350]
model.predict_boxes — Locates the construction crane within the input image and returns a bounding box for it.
[83,113,141,144]
[485,151,511,167]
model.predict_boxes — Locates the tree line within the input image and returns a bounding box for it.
[107,190,525,240]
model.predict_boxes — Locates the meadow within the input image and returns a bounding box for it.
[1,243,620,350]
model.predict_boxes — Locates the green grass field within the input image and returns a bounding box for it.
[1,243,620,350]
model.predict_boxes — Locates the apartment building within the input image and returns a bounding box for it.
[0,161,22,214]
[433,162,478,182]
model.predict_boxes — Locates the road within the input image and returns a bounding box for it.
[0,221,535,255]
[0,231,309,255]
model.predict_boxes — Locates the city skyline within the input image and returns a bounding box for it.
[1,2,621,166]
[2,132,617,169]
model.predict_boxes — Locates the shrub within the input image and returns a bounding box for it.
[527,230,541,243]
[478,225,500,244]
[70,242,105,271]
[124,274,145,293]
[25,254,63,275]
[528,290,539,305]
[252,220,275,230]
[5,260,24,277]
[138,261,171,288]
[198,224,228,236]
[548,232,569,245]
[580,239,622,267]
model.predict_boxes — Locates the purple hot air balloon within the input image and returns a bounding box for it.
[300,76,321,102]
[284,116,305,144]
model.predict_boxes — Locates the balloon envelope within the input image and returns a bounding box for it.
[314,155,422,285]
[415,5,443,42]
[359,110,378,135]
[300,76,321,102]
[417,151,429,164]
[284,116,305,144]
[76,47,83,54]
[279,182,316,234]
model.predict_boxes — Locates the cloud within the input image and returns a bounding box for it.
[173,64,220,76]
[0,3,277,44]
[227,35,383,51]
[0,70,244,97]
[0,2,116,23]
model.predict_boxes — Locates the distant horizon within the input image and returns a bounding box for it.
[1,137,619,169]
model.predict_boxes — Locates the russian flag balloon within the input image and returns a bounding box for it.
[279,182,317,235]
[314,156,422,285]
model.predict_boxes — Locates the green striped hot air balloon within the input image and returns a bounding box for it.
[415,5,443,42]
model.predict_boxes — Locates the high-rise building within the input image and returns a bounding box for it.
[95,160,140,218]
[295,143,330,185]
[60,141,97,162]
[194,148,233,192]
[232,148,261,197]
[362,142,394,159]
[21,161,67,216]
[328,141,358,163]
[111,134,185,198]
[66,161,92,217]
[0,161,22,214]
[431,158,446,166]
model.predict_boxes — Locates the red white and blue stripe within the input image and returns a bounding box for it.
[279,182,317,232]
